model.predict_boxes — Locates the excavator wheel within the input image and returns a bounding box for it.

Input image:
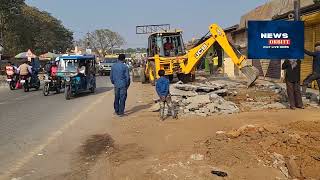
[178,73,191,83]
[168,75,174,83]
[240,65,260,87]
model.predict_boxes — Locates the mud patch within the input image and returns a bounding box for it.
[79,133,114,161]
[56,133,114,180]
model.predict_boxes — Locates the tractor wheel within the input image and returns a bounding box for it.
[178,74,191,83]
[65,85,71,100]
[168,75,174,83]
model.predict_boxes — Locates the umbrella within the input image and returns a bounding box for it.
[39,52,59,60]
[15,49,37,59]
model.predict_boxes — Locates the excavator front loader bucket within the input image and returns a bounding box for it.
[240,65,260,87]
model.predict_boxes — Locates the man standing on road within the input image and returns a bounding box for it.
[110,54,131,117]
[302,42,320,104]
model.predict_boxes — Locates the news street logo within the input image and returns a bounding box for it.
[260,33,291,49]
[248,21,304,59]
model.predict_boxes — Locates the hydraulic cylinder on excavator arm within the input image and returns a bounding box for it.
[183,24,259,87]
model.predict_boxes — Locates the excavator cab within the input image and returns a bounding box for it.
[141,30,190,85]
[147,31,186,57]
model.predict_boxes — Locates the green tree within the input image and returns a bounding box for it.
[0,0,25,54]
[79,29,125,58]
[0,2,73,55]
[20,6,73,54]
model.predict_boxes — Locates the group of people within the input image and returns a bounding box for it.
[5,61,35,84]
[110,54,176,119]
[283,42,320,109]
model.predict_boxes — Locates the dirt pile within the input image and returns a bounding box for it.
[198,121,320,179]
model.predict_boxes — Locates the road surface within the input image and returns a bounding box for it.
[0,76,113,178]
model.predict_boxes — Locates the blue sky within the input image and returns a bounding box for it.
[25,0,269,48]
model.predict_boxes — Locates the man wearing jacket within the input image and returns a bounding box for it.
[302,42,320,104]
[110,54,130,117]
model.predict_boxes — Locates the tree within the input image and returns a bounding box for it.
[0,2,73,55]
[81,29,125,58]
[20,6,73,54]
[0,0,24,53]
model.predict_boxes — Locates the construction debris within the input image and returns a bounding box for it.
[148,77,319,117]
[168,78,292,117]
[169,80,242,117]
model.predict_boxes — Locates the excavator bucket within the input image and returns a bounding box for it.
[240,65,260,87]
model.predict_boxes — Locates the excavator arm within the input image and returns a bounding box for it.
[183,24,259,86]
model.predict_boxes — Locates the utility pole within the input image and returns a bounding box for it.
[0,14,4,55]
[86,32,92,54]
[86,32,90,49]
[294,0,301,21]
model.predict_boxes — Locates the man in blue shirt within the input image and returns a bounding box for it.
[302,42,320,104]
[156,70,177,120]
[110,54,130,116]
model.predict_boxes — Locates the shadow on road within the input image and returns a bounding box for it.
[126,103,152,115]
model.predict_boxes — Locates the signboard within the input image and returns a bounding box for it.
[248,21,304,59]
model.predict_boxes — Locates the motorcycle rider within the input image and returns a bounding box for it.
[50,61,61,87]
[5,61,17,77]
[5,62,18,87]
[50,61,58,77]
[18,60,32,79]
[44,61,53,77]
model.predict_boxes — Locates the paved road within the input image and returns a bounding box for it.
[0,76,113,177]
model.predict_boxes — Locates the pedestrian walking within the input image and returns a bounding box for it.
[156,70,177,120]
[110,54,131,117]
[302,42,320,104]
[282,59,303,109]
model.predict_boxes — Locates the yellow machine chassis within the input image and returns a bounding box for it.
[143,24,259,86]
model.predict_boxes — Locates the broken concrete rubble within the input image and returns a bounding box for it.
[170,86,197,97]
[173,83,225,93]
[149,78,318,117]
[170,82,240,117]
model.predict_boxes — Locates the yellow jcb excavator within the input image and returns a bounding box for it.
[137,24,259,86]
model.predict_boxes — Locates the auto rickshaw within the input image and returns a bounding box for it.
[57,55,96,100]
